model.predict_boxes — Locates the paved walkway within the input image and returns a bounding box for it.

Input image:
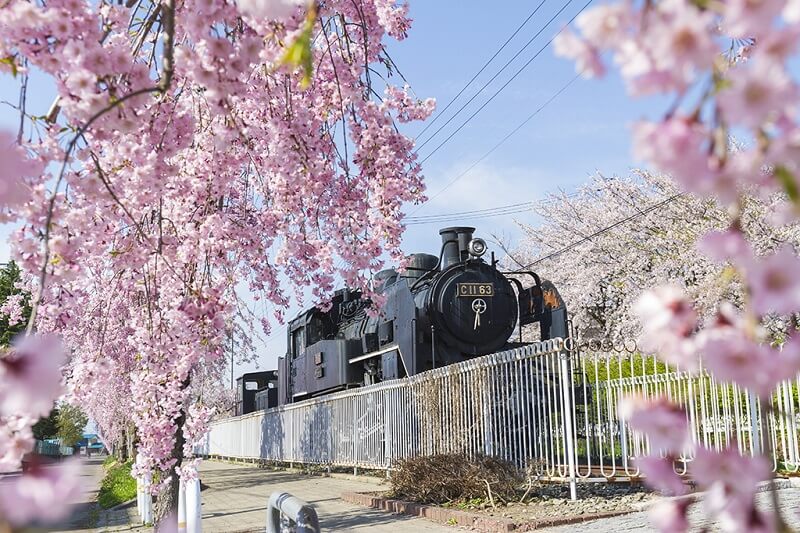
[47,458,800,532]
[50,456,139,532]
[197,460,451,532]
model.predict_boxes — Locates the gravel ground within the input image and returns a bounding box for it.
[442,482,656,523]
[541,486,800,532]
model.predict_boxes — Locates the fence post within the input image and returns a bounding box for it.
[559,343,578,500]
[748,391,762,456]
[266,492,320,533]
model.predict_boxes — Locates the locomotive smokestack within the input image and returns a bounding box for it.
[439,226,475,268]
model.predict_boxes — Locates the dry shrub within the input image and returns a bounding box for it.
[389,454,522,504]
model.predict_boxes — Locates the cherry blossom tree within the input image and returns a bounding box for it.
[503,171,800,343]
[555,0,800,529]
[0,0,432,526]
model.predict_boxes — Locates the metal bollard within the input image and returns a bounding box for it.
[266,492,320,533]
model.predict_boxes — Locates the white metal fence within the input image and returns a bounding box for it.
[196,337,800,481]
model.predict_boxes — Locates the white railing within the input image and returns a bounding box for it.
[197,337,800,481]
[573,344,800,478]
[196,338,575,476]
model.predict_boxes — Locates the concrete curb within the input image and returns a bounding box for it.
[340,491,634,532]
[107,498,138,511]
[205,456,387,486]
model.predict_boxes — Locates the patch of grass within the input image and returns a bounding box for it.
[102,455,117,469]
[97,460,137,509]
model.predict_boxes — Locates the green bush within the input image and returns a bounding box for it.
[97,460,137,509]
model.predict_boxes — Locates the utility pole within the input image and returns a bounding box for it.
[229,328,234,390]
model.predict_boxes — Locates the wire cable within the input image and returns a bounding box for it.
[522,193,684,268]
[417,0,593,165]
[406,201,535,221]
[414,74,581,216]
[406,206,535,225]
[415,0,550,141]
[415,0,582,152]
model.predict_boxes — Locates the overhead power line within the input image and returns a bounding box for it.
[406,201,535,222]
[523,193,685,268]
[406,205,535,225]
[417,0,594,165]
[415,0,549,141]
[416,0,577,151]
[414,73,581,215]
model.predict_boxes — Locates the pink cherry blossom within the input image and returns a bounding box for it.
[633,285,699,370]
[649,499,691,533]
[632,118,711,190]
[1,0,432,522]
[0,459,83,525]
[553,29,605,78]
[697,229,752,263]
[723,0,786,38]
[551,0,800,530]
[699,329,786,397]
[236,0,305,21]
[0,130,32,210]
[0,335,65,419]
[691,445,771,526]
[745,246,800,316]
[619,395,689,453]
[753,25,800,61]
[636,455,688,496]
[0,293,25,326]
[649,1,718,80]
[575,4,632,48]
[717,60,797,129]
[0,416,34,473]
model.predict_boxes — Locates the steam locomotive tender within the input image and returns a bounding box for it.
[248,226,568,409]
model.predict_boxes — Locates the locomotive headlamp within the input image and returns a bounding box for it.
[468,238,487,257]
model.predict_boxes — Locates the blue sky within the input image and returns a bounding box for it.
[0,0,665,375]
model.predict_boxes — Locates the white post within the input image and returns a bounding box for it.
[141,471,153,525]
[178,477,187,533]
[135,454,143,519]
[559,349,578,501]
[136,474,142,518]
[748,392,762,456]
[186,477,202,533]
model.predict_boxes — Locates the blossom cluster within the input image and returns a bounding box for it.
[621,395,774,531]
[0,335,81,525]
[509,171,800,343]
[0,0,432,523]
[554,0,800,529]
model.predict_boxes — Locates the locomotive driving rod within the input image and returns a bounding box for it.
[266,492,320,533]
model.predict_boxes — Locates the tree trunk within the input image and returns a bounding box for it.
[125,423,135,462]
[153,408,186,528]
[116,428,127,463]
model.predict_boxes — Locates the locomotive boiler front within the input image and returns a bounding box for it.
[422,227,518,356]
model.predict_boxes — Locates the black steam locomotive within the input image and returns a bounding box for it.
[236,226,568,415]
